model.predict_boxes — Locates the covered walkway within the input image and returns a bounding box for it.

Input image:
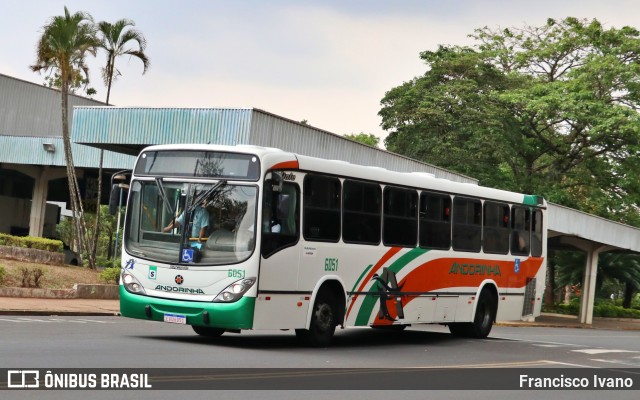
[548,203,640,324]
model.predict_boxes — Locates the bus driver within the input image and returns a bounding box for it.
[163,203,210,243]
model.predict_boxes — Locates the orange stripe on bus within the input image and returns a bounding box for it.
[373,257,544,325]
[345,247,401,320]
[271,160,299,170]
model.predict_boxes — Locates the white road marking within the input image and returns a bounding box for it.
[573,349,638,355]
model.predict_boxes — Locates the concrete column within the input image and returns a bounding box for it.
[5,164,68,238]
[578,244,616,324]
[28,168,49,237]
[557,237,615,325]
[578,248,596,324]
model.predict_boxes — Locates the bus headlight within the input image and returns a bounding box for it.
[213,278,256,303]
[122,272,146,295]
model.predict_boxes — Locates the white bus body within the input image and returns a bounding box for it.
[119,144,546,346]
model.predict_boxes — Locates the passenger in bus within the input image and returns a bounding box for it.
[163,203,210,242]
[513,232,529,254]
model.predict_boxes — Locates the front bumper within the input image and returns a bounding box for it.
[119,286,255,329]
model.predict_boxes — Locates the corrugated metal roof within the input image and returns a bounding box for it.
[71,106,478,184]
[0,73,105,138]
[72,107,253,147]
[0,135,134,169]
[249,109,477,183]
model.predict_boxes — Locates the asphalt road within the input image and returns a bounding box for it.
[1,316,638,399]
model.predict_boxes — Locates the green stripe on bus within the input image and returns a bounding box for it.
[523,195,540,206]
[349,264,373,297]
[353,247,428,326]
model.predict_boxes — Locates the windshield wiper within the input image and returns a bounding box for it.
[188,180,227,213]
[155,177,176,217]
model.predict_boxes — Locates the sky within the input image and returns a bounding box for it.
[3,0,640,144]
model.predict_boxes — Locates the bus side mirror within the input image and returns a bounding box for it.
[271,172,283,193]
[109,184,120,215]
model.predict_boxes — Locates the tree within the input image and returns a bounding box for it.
[97,18,149,105]
[91,18,149,264]
[380,18,640,224]
[43,71,96,97]
[344,132,380,148]
[598,253,640,308]
[550,250,640,308]
[31,6,100,268]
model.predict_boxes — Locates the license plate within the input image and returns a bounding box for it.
[163,313,186,324]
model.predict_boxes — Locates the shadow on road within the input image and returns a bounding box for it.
[131,326,510,350]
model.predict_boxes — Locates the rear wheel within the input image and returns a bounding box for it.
[468,291,497,338]
[448,290,497,338]
[296,292,337,347]
[192,325,225,338]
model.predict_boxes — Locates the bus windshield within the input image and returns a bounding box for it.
[125,179,258,265]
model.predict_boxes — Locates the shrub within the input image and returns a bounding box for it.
[0,233,63,252]
[0,266,5,284]
[100,267,121,284]
[96,256,121,269]
[594,304,640,319]
[19,267,46,288]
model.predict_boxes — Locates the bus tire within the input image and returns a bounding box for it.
[468,290,497,338]
[296,291,337,347]
[448,290,497,338]
[192,325,225,338]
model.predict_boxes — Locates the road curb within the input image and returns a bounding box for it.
[0,284,119,300]
[0,310,120,316]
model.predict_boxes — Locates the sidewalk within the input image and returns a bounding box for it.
[497,313,640,331]
[0,297,639,330]
[0,297,119,316]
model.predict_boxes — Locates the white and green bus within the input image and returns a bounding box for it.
[119,144,546,346]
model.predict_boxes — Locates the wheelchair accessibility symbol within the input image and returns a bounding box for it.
[182,249,194,263]
[514,259,521,273]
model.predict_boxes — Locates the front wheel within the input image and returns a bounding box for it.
[296,292,337,347]
[192,325,225,338]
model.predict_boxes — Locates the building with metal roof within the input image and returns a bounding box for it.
[71,107,478,184]
[0,73,135,237]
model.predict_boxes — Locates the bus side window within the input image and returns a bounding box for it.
[452,197,482,252]
[511,206,531,256]
[419,192,451,250]
[343,180,382,245]
[483,202,510,254]
[383,186,417,247]
[261,176,300,258]
[531,209,543,257]
[303,174,341,242]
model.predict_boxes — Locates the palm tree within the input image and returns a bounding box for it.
[598,253,640,308]
[98,19,150,104]
[92,19,149,262]
[31,6,100,268]
[553,251,640,308]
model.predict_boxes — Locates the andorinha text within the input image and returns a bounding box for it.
[449,262,501,276]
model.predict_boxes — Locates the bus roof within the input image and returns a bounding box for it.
[138,144,544,207]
